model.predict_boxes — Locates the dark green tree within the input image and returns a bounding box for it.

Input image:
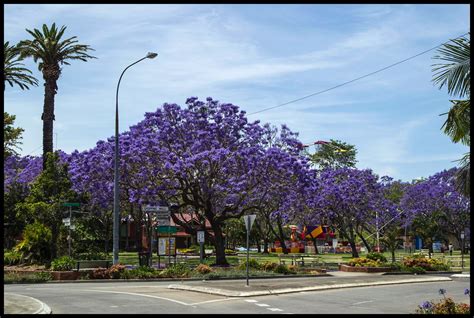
[432,34,470,196]
[18,23,96,169]
[4,112,25,158]
[307,139,357,169]
[15,152,78,260]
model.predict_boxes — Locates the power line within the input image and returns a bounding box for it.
[248,32,470,116]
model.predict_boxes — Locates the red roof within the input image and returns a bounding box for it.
[171,213,212,228]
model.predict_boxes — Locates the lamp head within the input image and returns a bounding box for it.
[146,52,158,59]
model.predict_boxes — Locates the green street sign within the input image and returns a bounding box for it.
[155,226,178,234]
[62,202,80,207]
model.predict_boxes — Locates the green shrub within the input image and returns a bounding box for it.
[388,262,403,271]
[366,252,387,263]
[121,266,160,279]
[225,249,236,255]
[406,265,426,274]
[50,256,76,271]
[237,258,261,270]
[161,263,191,278]
[14,222,52,264]
[4,271,52,284]
[4,250,22,265]
[273,264,295,274]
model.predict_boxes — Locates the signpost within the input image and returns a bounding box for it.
[62,203,80,256]
[243,214,256,287]
[460,231,465,270]
[197,230,205,263]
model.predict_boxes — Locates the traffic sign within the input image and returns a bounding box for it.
[62,202,80,207]
[243,214,257,232]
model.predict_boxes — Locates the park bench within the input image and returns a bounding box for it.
[75,260,111,271]
[277,254,322,267]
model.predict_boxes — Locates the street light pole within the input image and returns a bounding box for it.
[113,52,158,265]
[375,211,380,252]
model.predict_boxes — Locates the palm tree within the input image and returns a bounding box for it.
[4,41,38,90]
[432,34,470,196]
[18,23,96,169]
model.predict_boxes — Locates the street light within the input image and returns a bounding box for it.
[113,52,158,265]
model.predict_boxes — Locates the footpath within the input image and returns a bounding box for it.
[4,271,469,314]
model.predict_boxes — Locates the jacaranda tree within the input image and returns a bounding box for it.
[401,168,470,254]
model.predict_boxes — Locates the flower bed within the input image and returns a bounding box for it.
[339,264,392,273]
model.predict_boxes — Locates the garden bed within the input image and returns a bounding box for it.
[339,264,392,273]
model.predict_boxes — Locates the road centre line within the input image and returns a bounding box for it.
[256,303,270,307]
[267,308,283,311]
[245,299,258,303]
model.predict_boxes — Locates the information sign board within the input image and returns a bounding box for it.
[158,237,176,256]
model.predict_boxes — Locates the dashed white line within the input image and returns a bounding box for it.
[267,308,283,312]
[256,303,270,307]
[352,300,373,305]
[245,299,258,303]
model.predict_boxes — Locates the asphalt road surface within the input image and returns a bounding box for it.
[4,276,470,314]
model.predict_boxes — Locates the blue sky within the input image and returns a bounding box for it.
[4,4,470,182]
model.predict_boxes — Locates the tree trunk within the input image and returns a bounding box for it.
[50,222,59,260]
[276,219,288,252]
[211,221,228,266]
[42,73,58,170]
[263,238,269,254]
[347,226,359,258]
[357,231,372,253]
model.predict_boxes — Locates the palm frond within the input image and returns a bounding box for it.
[440,99,470,145]
[432,36,470,98]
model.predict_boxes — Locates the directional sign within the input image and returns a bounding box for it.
[62,202,80,207]
[243,214,257,232]
[144,205,159,212]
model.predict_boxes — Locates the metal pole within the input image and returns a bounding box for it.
[68,206,72,257]
[168,210,171,267]
[461,236,464,270]
[246,218,250,287]
[375,211,380,252]
[113,55,153,265]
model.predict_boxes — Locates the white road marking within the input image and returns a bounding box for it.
[189,298,238,306]
[267,308,283,312]
[256,303,270,307]
[110,306,118,308]
[352,300,374,305]
[80,289,189,306]
[80,289,240,307]
[245,299,258,303]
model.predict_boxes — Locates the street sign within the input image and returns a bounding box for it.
[144,205,159,212]
[155,226,177,234]
[62,202,80,207]
[70,225,76,230]
[461,231,465,239]
[197,231,205,243]
[243,214,257,232]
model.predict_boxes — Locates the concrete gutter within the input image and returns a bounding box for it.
[168,276,452,297]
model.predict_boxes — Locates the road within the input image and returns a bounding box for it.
[4,276,469,314]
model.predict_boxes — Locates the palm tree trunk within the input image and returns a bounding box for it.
[42,76,57,169]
